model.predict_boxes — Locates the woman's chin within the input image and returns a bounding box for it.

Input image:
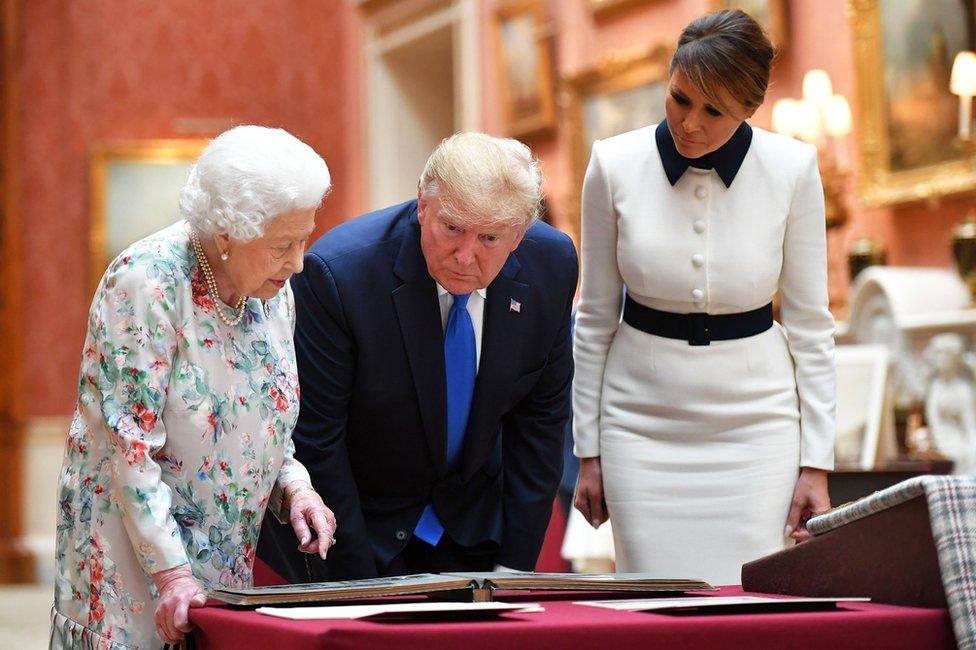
[252,284,284,300]
[673,140,705,159]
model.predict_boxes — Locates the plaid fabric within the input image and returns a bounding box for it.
[808,476,976,650]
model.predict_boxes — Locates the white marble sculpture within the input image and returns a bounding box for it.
[845,267,976,465]
[846,267,976,408]
[923,333,976,475]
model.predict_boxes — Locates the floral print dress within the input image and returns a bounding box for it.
[51,221,311,649]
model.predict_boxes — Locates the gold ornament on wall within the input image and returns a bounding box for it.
[589,0,657,19]
[951,210,976,302]
[771,69,853,229]
[847,237,886,283]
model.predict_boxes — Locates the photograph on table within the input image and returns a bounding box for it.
[493,0,556,138]
[562,43,671,240]
[711,0,788,50]
[851,0,976,205]
[88,139,206,291]
[834,344,892,470]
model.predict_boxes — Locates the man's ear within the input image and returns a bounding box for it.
[416,190,428,225]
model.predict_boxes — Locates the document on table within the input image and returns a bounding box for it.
[575,596,871,613]
[256,601,544,620]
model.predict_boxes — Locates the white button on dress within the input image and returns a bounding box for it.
[695,186,708,199]
[692,254,704,268]
[693,220,706,234]
[691,288,704,300]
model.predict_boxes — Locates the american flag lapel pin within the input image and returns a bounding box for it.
[509,298,521,314]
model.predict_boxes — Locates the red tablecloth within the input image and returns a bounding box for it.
[190,586,955,650]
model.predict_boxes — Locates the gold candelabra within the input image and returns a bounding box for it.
[772,69,852,230]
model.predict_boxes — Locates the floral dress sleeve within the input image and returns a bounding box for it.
[92,256,190,575]
[267,280,313,522]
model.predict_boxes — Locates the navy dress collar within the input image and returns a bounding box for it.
[655,119,753,188]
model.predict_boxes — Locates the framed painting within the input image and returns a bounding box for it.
[851,0,976,206]
[493,0,556,139]
[89,139,206,290]
[711,0,789,50]
[562,44,672,241]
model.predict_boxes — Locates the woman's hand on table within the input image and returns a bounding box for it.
[285,480,338,560]
[152,564,207,645]
[574,457,610,529]
[785,467,831,542]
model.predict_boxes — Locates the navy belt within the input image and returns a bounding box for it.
[623,296,774,346]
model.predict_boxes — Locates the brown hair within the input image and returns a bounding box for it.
[669,9,775,115]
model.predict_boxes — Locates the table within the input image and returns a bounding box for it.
[190,586,956,649]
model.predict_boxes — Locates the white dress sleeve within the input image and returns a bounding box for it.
[779,146,837,470]
[573,140,624,458]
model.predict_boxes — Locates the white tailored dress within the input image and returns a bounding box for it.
[572,121,836,586]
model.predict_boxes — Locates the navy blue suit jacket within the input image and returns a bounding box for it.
[259,200,578,580]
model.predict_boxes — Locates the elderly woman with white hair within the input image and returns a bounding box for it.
[52,125,337,648]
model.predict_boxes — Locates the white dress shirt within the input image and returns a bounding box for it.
[436,284,486,370]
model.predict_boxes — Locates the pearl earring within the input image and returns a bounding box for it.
[220,251,229,261]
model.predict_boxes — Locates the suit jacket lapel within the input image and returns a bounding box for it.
[392,209,448,477]
[460,253,527,480]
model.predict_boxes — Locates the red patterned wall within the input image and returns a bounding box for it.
[18,0,359,416]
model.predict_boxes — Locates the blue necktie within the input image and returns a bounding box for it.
[414,293,477,546]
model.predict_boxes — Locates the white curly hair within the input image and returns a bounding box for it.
[180,125,331,241]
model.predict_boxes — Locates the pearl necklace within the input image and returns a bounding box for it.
[189,231,247,327]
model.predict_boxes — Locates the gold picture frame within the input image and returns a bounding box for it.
[493,0,556,139]
[89,139,206,290]
[562,43,673,241]
[851,0,976,206]
[589,0,656,18]
[711,0,789,51]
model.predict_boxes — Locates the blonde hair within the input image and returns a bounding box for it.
[180,125,331,241]
[418,132,542,230]
[670,9,775,115]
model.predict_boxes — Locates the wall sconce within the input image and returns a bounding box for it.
[950,51,976,142]
[771,69,852,228]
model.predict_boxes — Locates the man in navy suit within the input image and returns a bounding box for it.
[258,133,578,580]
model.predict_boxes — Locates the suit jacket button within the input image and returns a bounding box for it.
[395,530,407,541]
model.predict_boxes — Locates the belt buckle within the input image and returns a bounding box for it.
[688,313,710,346]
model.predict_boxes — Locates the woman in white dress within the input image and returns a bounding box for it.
[572,10,835,585]
[52,126,338,648]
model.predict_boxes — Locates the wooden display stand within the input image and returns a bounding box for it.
[741,493,946,608]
